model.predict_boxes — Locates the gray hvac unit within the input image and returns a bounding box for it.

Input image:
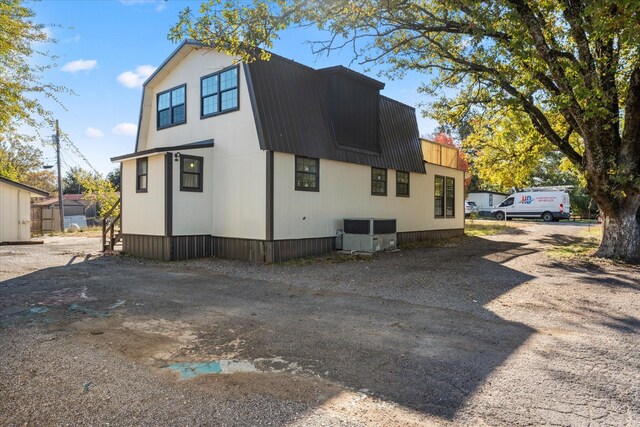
[342,218,397,252]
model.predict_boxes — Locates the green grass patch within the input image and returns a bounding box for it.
[547,227,602,258]
[464,222,514,237]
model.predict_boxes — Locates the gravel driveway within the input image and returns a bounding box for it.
[1,224,638,426]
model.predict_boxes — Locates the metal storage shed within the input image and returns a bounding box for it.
[0,177,49,244]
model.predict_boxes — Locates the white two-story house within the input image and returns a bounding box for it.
[111,41,465,262]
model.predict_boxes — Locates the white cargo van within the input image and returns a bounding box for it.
[491,191,570,222]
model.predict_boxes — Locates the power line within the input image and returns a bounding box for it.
[57,130,101,175]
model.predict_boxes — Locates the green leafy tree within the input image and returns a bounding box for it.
[106,167,121,192]
[0,139,45,181]
[4,140,43,172]
[75,169,119,218]
[0,148,19,181]
[464,110,555,191]
[0,0,67,141]
[170,0,640,260]
[22,169,56,194]
[63,166,96,194]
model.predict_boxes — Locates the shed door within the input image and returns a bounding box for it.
[18,190,31,240]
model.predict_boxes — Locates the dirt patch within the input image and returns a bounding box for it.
[1,225,638,426]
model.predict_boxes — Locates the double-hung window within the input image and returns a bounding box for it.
[136,158,148,192]
[371,167,387,196]
[435,175,455,217]
[180,155,203,192]
[157,85,186,129]
[295,156,319,191]
[445,177,455,217]
[201,66,239,117]
[396,171,409,197]
[435,176,444,217]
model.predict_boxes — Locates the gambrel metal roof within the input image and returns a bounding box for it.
[246,54,425,173]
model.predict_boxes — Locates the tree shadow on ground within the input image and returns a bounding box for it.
[544,258,639,292]
[1,238,538,421]
[535,233,598,248]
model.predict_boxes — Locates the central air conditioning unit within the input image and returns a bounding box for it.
[342,218,397,252]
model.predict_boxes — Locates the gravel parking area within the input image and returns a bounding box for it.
[1,224,638,426]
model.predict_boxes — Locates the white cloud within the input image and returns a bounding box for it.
[112,123,137,136]
[61,59,97,73]
[117,65,156,89]
[64,34,81,43]
[119,0,167,12]
[85,127,104,138]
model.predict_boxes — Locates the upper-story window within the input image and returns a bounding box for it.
[157,84,186,129]
[201,66,239,117]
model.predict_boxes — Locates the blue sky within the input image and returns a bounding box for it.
[32,0,439,175]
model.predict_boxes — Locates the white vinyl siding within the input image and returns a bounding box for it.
[121,155,166,236]
[135,49,265,240]
[273,153,464,240]
[0,182,32,242]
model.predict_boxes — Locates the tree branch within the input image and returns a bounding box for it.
[422,35,583,167]
[621,66,640,176]
[507,0,587,136]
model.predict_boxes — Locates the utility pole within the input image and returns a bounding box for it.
[55,120,64,233]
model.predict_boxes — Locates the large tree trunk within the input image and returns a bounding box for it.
[596,197,640,262]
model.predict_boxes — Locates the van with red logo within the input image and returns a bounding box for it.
[491,191,571,222]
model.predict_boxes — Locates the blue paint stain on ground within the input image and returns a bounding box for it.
[68,304,111,318]
[167,362,222,379]
[108,300,126,309]
[29,307,49,314]
[165,360,263,379]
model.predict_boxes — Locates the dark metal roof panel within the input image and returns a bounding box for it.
[377,96,425,173]
[248,55,335,156]
[247,56,425,174]
[319,66,386,89]
[112,139,214,162]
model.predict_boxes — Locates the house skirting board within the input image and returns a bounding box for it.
[123,234,213,261]
[265,237,336,262]
[123,234,173,261]
[396,228,464,245]
[122,229,463,262]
